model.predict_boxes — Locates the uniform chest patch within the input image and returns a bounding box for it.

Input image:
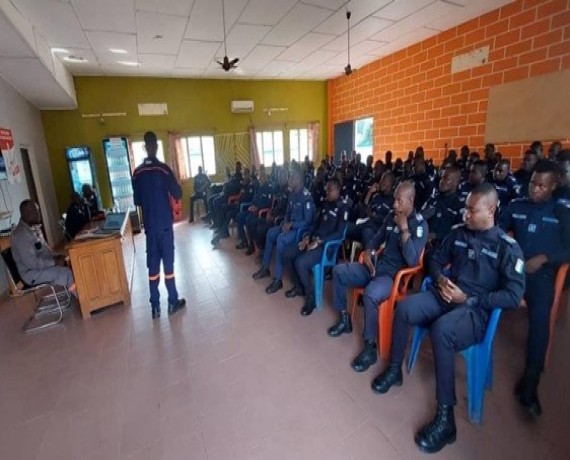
[468,249,476,259]
[527,223,537,233]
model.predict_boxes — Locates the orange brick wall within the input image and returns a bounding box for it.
[328,0,570,165]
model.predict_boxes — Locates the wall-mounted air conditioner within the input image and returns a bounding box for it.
[231,100,254,113]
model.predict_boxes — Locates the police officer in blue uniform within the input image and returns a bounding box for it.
[346,172,395,248]
[285,177,349,316]
[372,183,525,454]
[514,150,539,198]
[499,160,570,418]
[310,167,327,210]
[328,182,428,372]
[235,169,273,249]
[411,158,435,212]
[491,159,519,210]
[132,131,186,319]
[458,160,487,203]
[421,165,463,257]
[252,166,314,294]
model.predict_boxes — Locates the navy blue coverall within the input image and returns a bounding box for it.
[236,183,273,243]
[133,157,182,308]
[391,225,525,405]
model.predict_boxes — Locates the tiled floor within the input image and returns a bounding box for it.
[0,222,568,460]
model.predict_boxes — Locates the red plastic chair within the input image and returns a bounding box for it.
[349,248,425,361]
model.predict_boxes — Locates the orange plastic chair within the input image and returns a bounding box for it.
[349,248,425,361]
[545,263,569,367]
[227,193,242,205]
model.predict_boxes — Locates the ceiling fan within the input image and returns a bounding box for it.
[216,0,239,71]
[344,10,353,76]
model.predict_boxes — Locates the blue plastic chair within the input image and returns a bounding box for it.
[407,276,502,424]
[311,225,347,311]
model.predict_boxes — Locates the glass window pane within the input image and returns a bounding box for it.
[201,136,216,175]
[274,131,284,165]
[263,132,273,152]
[354,117,373,158]
[188,137,201,155]
[289,130,299,162]
[181,138,191,177]
[299,129,308,160]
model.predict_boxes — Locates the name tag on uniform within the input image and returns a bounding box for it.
[468,249,476,259]
[527,223,537,233]
[417,226,423,238]
[454,240,467,248]
[387,226,393,231]
[513,213,527,220]
[306,202,311,209]
[542,217,559,224]
[481,248,498,259]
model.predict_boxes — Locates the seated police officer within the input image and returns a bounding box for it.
[514,150,539,198]
[411,158,435,212]
[189,166,210,222]
[328,182,428,372]
[252,166,314,294]
[421,165,463,257]
[65,192,91,239]
[499,160,570,418]
[372,183,525,454]
[286,177,349,316]
[458,160,487,203]
[12,200,76,293]
[491,159,519,210]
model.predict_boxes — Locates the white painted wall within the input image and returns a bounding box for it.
[0,75,60,292]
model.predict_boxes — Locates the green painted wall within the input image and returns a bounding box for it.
[41,76,328,213]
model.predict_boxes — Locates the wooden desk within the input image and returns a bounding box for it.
[67,213,136,318]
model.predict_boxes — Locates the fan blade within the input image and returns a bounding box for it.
[216,60,224,66]
[229,58,239,66]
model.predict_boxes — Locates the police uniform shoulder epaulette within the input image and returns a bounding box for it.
[415,213,424,222]
[556,198,570,208]
[451,223,466,230]
[499,232,517,245]
[303,188,311,196]
[510,197,527,204]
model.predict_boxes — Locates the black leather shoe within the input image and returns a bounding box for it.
[327,310,353,337]
[253,267,271,280]
[371,363,403,394]
[151,305,160,319]
[515,371,542,419]
[285,285,303,298]
[168,298,186,316]
[351,340,377,372]
[300,296,315,316]
[211,235,221,246]
[245,247,255,255]
[265,279,283,294]
[236,240,248,249]
[414,403,457,454]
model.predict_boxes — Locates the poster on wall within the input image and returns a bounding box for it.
[0,127,22,184]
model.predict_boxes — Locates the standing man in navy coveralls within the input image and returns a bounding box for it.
[133,132,186,319]
[500,160,570,418]
[372,184,525,454]
[328,182,428,373]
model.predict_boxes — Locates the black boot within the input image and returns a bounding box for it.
[151,305,160,319]
[327,310,353,337]
[371,363,403,394]
[236,240,248,249]
[245,246,255,256]
[300,296,315,316]
[285,285,303,298]
[265,278,283,294]
[515,371,542,419]
[252,267,271,280]
[351,340,378,372]
[168,298,186,316]
[415,403,457,454]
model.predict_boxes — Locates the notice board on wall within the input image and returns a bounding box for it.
[485,69,570,143]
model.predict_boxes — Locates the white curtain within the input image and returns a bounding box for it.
[308,122,320,161]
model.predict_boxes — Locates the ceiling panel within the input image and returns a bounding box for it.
[239,45,287,69]
[184,0,248,42]
[86,31,137,63]
[176,40,221,69]
[315,0,393,34]
[137,11,188,54]
[302,0,349,11]
[0,8,34,57]
[135,0,195,17]
[322,16,393,52]
[262,3,333,46]
[73,0,137,34]
[172,68,205,78]
[238,0,297,26]
[221,24,272,60]
[12,0,91,49]
[277,33,335,62]
[139,53,176,69]
[373,0,435,21]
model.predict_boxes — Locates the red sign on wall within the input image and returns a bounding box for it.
[0,128,14,151]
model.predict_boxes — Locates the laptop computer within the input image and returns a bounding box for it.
[93,212,127,235]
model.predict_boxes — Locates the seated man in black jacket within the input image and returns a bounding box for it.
[65,192,91,239]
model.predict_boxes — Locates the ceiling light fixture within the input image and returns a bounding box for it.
[63,55,87,63]
[51,47,70,54]
[110,48,128,54]
[117,61,139,67]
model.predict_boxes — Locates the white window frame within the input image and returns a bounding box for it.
[181,135,216,177]
[289,127,313,162]
[256,130,284,166]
